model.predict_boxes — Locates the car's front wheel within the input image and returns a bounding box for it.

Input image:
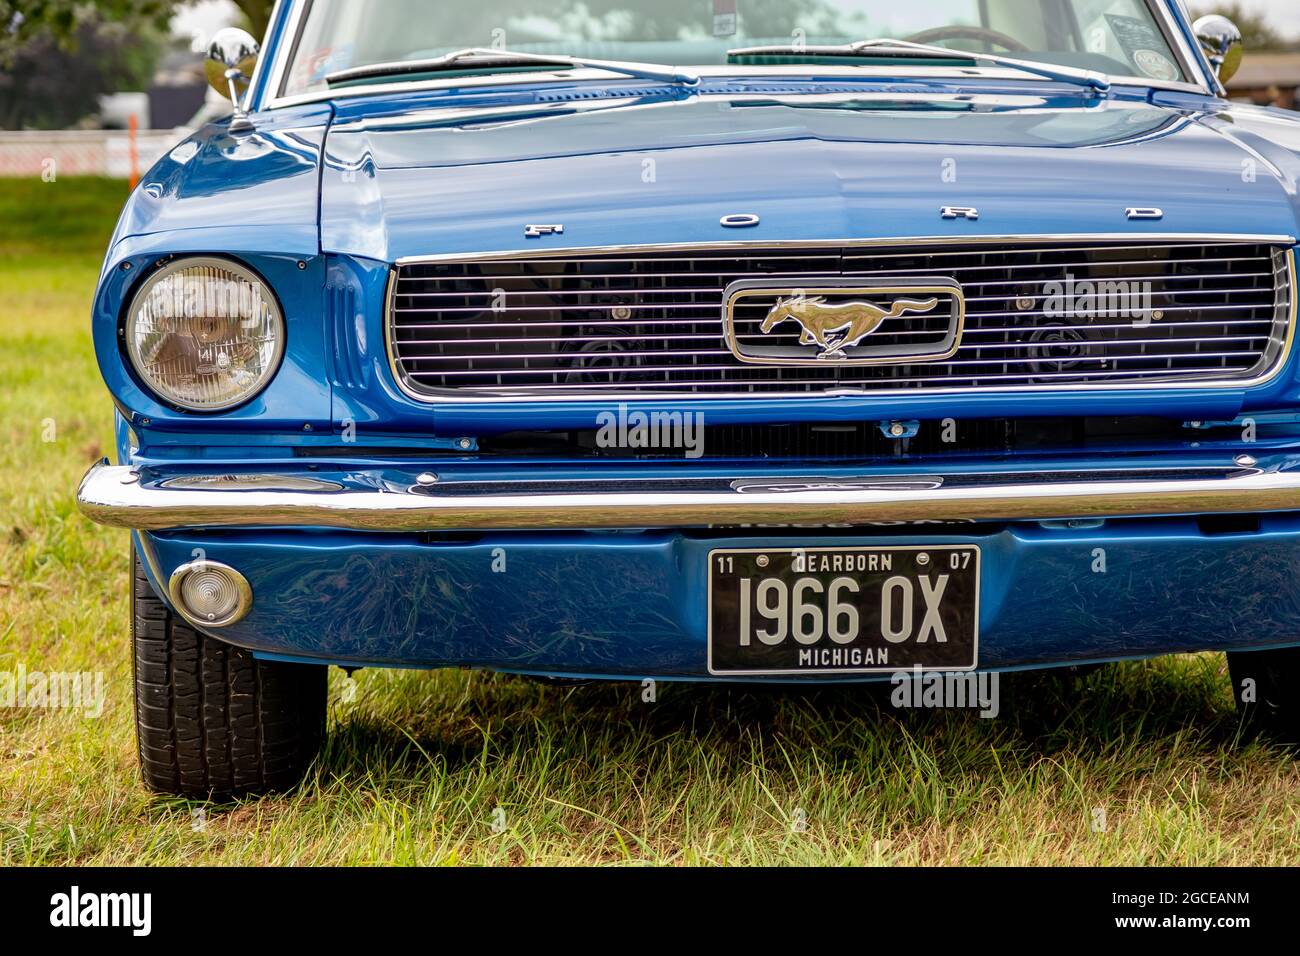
[131,552,326,798]
[1227,646,1300,747]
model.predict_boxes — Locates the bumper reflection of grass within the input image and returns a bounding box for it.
[1,178,1297,866]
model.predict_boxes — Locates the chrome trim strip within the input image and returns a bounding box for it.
[78,461,1300,532]
[1166,0,1224,93]
[242,0,286,112]
[393,235,1297,266]
[260,0,305,110]
[384,243,1297,404]
[1150,0,1214,90]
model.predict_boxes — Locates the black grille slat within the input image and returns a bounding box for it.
[389,241,1292,396]
[478,416,1194,461]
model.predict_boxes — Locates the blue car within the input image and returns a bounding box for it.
[78,0,1300,796]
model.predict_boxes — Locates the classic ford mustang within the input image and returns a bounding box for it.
[78,0,1300,796]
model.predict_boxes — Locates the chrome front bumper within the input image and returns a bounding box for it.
[77,459,1300,532]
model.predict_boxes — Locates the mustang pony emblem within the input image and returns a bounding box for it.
[759,295,941,359]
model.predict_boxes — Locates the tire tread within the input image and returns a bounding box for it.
[131,553,325,798]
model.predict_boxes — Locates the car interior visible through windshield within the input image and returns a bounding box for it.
[282,0,1187,96]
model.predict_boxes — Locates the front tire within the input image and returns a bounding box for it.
[1227,646,1300,747]
[132,552,326,798]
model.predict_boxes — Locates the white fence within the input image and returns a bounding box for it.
[0,130,190,179]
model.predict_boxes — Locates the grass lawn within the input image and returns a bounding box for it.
[1,177,1297,865]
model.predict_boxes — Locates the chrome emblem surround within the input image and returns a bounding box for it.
[723,277,966,366]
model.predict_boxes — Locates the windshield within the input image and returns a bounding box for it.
[281,0,1187,97]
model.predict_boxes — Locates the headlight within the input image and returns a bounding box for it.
[124,257,284,411]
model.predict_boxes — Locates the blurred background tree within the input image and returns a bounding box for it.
[0,1,274,129]
[1192,3,1297,51]
[0,14,161,128]
[1,1,274,53]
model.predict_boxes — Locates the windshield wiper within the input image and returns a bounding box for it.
[727,37,1110,94]
[327,47,701,90]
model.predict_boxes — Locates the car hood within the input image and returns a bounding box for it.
[318,87,1300,262]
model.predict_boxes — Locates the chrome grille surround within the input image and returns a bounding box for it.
[387,236,1298,402]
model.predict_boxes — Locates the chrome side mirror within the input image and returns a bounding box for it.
[1193,14,1244,85]
[205,27,260,132]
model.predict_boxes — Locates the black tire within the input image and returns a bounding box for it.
[132,551,326,798]
[1227,647,1300,747]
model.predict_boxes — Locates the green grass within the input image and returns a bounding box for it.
[1,178,1298,865]
[0,175,128,258]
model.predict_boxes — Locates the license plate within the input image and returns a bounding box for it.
[707,545,979,675]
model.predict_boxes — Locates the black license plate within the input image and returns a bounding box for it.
[708,546,979,675]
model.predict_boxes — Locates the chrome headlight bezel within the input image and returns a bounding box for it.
[122,255,286,413]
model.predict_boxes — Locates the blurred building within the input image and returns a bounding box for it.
[1226,52,1300,109]
[147,49,209,130]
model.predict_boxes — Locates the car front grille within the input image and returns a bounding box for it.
[387,239,1296,399]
